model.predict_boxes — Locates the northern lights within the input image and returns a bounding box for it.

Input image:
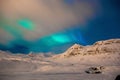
[51,34,70,43]
[0,0,120,54]
[29,27,86,53]
[18,19,35,30]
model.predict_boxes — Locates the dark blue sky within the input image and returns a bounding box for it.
[83,0,120,44]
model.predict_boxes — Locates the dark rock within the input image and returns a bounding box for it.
[85,66,105,74]
[115,75,120,80]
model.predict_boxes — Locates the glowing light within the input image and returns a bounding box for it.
[0,18,23,39]
[18,19,34,30]
[51,34,71,43]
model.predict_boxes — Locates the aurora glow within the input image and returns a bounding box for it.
[0,17,23,39]
[0,0,120,53]
[33,30,84,47]
[18,19,34,30]
[51,34,71,43]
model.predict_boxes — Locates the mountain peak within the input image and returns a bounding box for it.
[61,44,84,57]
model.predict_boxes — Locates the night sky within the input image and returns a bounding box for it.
[0,0,120,54]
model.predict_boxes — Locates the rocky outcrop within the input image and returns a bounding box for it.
[85,66,105,74]
[63,44,84,57]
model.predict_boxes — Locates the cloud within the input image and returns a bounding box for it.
[0,0,100,42]
[0,28,14,45]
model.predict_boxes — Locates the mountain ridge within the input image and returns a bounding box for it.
[53,39,120,58]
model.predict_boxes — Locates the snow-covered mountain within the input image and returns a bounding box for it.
[54,39,120,58]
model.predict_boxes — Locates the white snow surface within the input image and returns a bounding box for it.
[0,39,120,80]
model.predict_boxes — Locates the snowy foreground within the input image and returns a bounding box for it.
[0,39,120,80]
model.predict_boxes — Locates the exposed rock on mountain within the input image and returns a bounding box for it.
[62,44,84,57]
